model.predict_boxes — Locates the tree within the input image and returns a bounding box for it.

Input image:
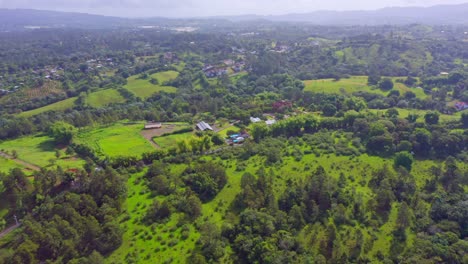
[394,152,414,171]
[424,111,440,125]
[251,123,269,143]
[49,121,77,145]
[386,108,399,118]
[461,111,468,128]
[379,78,394,91]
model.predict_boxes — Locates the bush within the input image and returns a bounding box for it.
[394,152,414,171]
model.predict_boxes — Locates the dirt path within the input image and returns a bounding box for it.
[0,151,41,171]
[0,224,20,240]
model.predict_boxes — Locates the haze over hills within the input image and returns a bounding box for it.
[0,3,468,31]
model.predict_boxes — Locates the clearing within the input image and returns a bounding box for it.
[304,76,427,99]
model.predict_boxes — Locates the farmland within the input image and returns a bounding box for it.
[74,122,156,158]
[124,71,179,99]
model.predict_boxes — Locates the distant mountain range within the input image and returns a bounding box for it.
[1,3,468,31]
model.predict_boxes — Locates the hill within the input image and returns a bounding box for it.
[1,3,468,31]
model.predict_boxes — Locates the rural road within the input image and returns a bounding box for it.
[0,224,20,240]
[0,151,40,171]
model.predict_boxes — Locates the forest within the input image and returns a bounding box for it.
[0,21,467,264]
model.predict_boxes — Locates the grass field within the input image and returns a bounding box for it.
[368,108,460,122]
[0,157,25,173]
[153,132,193,149]
[18,97,77,117]
[74,122,156,158]
[0,135,84,169]
[304,76,428,99]
[124,71,179,99]
[87,89,126,107]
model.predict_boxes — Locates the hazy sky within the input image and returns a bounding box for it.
[0,0,467,17]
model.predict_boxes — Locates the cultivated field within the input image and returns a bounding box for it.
[152,132,193,149]
[140,123,192,148]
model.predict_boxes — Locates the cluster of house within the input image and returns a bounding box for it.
[227,133,250,145]
[455,102,468,111]
[85,58,114,70]
[271,42,291,53]
[250,117,277,126]
[31,66,62,80]
[203,59,246,78]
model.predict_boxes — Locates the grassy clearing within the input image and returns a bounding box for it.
[75,122,155,158]
[18,97,77,117]
[87,89,126,108]
[368,108,460,122]
[304,76,427,99]
[0,135,84,169]
[124,71,179,99]
[0,157,25,173]
[153,132,193,149]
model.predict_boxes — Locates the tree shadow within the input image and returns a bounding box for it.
[38,139,57,152]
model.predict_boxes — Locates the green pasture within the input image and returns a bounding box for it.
[18,97,77,117]
[87,89,126,107]
[368,108,460,122]
[124,71,179,99]
[153,132,193,149]
[304,76,427,99]
[0,135,84,169]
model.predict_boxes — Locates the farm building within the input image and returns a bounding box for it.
[144,122,162,129]
[196,121,213,131]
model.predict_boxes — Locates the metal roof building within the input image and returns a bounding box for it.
[196,121,213,131]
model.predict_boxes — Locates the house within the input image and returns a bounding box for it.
[196,121,213,131]
[144,122,162,129]
[250,117,261,123]
[204,67,228,78]
[455,102,468,111]
[266,120,277,126]
[223,59,235,66]
[440,72,450,76]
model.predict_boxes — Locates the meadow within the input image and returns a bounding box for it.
[152,132,194,149]
[124,71,179,99]
[86,89,126,107]
[74,122,156,158]
[0,135,84,169]
[304,76,427,99]
[18,88,127,117]
[368,108,460,122]
[18,97,77,117]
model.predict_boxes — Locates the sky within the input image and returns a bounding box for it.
[0,0,467,17]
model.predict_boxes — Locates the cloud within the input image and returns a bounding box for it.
[0,0,466,17]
